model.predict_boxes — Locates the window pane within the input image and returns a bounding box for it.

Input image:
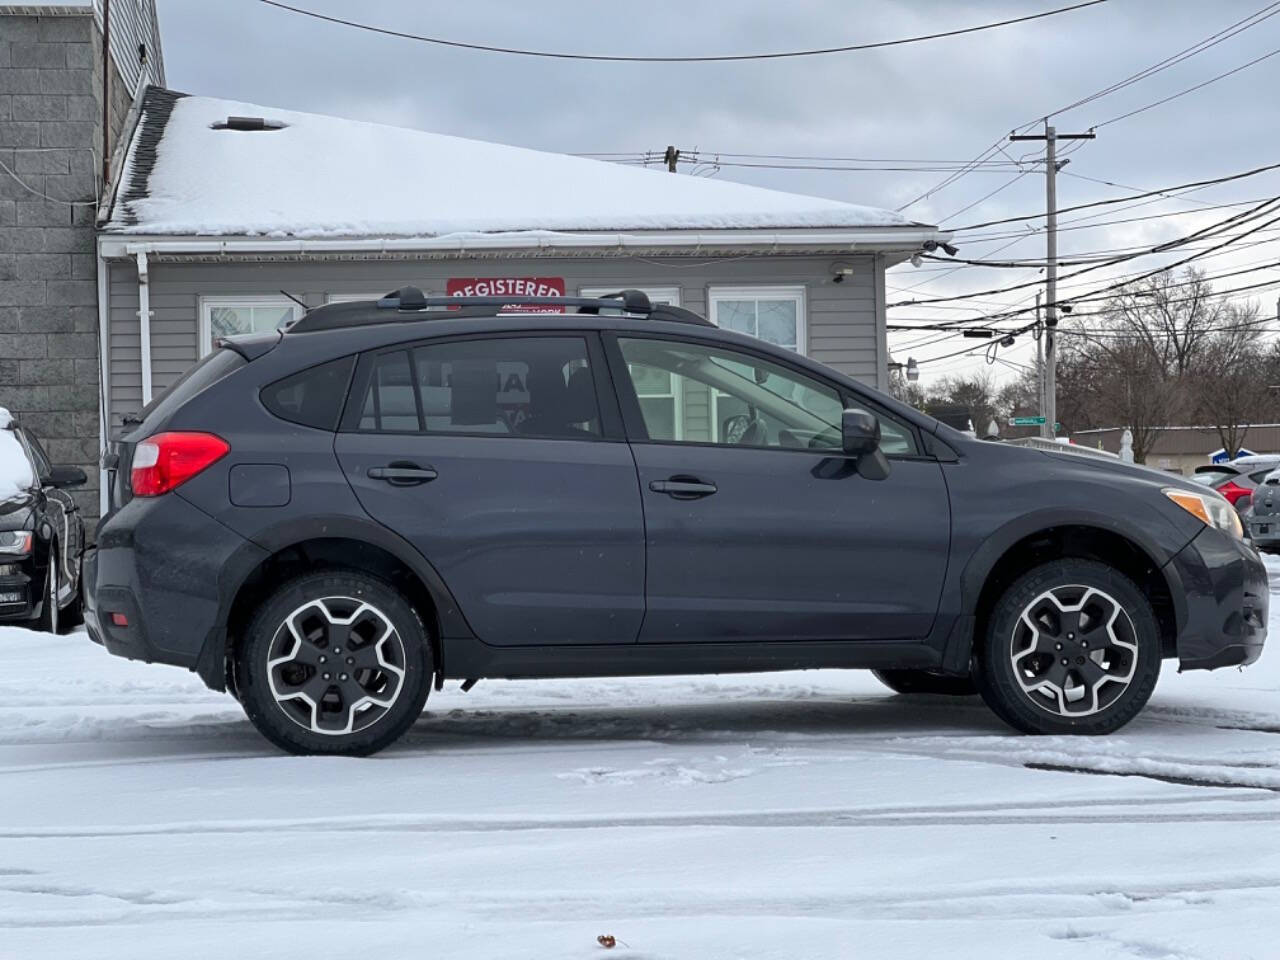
[757,299,798,348]
[262,356,355,431]
[359,351,417,432]
[390,337,600,438]
[619,338,840,450]
[875,415,916,456]
[208,303,294,341]
[715,300,756,337]
[638,397,677,441]
[629,363,673,397]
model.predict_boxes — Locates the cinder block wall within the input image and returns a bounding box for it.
[0,11,129,522]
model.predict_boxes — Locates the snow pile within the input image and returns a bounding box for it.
[107,94,920,238]
[0,413,34,503]
[0,561,1277,957]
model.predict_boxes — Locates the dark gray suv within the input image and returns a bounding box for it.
[85,289,1268,755]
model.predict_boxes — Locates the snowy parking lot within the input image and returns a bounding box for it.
[2,562,1280,959]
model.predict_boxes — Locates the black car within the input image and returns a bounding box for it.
[86,290,1268,755]
[0,412,87,633]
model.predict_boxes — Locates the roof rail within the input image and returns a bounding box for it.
[288,287,713,333]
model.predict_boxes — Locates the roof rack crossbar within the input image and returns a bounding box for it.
[288,288,713,333]
[374,287,654,314]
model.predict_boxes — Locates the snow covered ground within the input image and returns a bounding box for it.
[2,563,1280,959]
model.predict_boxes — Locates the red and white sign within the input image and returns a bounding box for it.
[447,277,566,313]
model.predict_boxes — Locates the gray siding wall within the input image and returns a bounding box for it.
[1,11,135,520]
[103,254,883,429]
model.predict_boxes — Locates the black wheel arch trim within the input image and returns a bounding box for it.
[941,507,1191,670]
[195,513,474,691]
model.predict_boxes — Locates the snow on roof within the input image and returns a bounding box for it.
[105,89,928,241]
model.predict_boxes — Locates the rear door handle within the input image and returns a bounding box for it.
[368,463,438,486]
[649,477,717,499]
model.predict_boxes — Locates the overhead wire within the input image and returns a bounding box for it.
[257,0,1108,62]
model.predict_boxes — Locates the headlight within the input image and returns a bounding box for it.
[1164,488,1243,539]
[0,531,33,555]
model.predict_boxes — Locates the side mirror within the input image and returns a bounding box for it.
[841,409,881,456]
[46,465,87,489]
[721,414,751,445]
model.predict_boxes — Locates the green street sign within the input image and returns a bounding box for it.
[1010,416,1046,426]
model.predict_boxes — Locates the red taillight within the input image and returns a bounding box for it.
[110,612,129,627]
[1218,480,1250,505]
[130,431,229,497]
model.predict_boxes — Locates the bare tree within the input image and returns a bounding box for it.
[1191,302,1269,457]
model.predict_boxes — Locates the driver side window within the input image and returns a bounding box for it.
[617,338,845,450]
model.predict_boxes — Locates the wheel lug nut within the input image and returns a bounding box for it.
[1055,643,1063,650]
[322,672,331,680]
[334,648,342,654]
[340,673,348,681]
[1061,658,1069,665]
[319,656,327,663]
[346,657,354,665]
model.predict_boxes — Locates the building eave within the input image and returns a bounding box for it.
[98,226,950,264]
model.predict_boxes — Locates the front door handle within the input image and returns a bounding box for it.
[368,462,439,486]
[649,477,717,499]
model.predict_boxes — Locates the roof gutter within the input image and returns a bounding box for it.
[98,226,949,261]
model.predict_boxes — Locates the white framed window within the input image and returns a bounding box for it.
[581,287,684,439]
[199,296,303,356]
[707,285,806,354]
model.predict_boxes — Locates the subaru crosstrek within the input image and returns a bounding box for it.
[85,289,1268,755]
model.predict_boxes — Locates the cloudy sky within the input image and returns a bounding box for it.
[155,0,1280,384]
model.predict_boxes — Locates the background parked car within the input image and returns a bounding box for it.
[1246,468,1280,551]
[0,409,87,633]
[1192,456,1280,507]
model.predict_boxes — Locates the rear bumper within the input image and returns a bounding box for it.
[1166,527,1268,671]
[86,494,268,682]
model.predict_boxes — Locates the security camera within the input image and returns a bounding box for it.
[830,261,855,283]
[832,273,844,283]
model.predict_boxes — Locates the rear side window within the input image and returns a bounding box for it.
[261,356,356,431]
[355,337,601,439]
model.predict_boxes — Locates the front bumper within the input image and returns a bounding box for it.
[0,556,36,622]
[86,494,268,682]
[1166,526,1268,671]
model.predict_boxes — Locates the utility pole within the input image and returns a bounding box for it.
[664,145,680,173]
[1035,291,1047,435]
[1010,122,1095,439]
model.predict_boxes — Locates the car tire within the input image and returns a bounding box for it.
[872,669,977,696]
[975,558,1161,735]
[236,569,433,756]
[35,542,59,635]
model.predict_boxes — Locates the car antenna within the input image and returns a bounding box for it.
[279,290,308,311]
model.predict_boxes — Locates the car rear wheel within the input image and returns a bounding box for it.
[236,570,433,756]
[872,669,977,696]
[975,558,1161,735]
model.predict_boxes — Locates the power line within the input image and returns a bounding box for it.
[1093,45,1280,128]
[892,196,1280,307]
[1041,2,1280,120]
[946,160,1280,231]
[893,3,1278,212]
[258,0,1108,62]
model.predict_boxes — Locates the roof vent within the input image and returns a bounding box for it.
[210,117,287,132]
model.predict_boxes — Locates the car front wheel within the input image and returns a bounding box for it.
[975,558,1161,735]
[236,570,433,756]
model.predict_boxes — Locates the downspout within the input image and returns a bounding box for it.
[95,243,111,517]
[136,250,153,405]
